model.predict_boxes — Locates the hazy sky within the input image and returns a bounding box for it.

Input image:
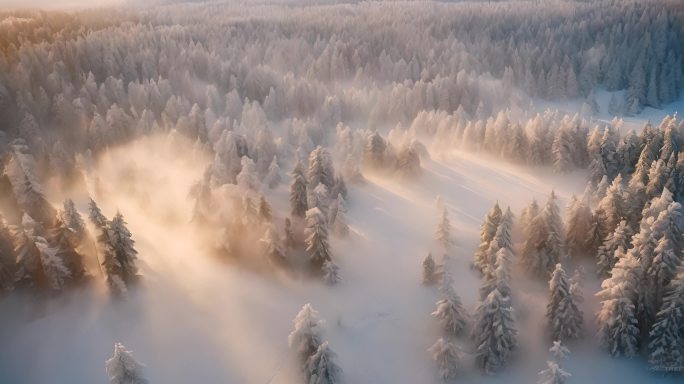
[0,0,124,10]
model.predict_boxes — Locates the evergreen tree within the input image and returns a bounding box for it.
[264,156,282,189]
[322,260,340,285]
[564,195,592,258]
[13,228,50,291]
[289,303,323,363]
[105,343,148,384]
[422,253,439,286]
[284,217,297,249]
[305,341,342,384]
[305,208,333,275]
[520,199,539,239]
[260,227,287,267]
[0,218,16,291]
[308,146,335,190]
[597,174,626,233]
[596,251,641,357]
[309,183,330,222]
[50,217,86,281]
[364,132,387,169]
[538,341,571,384]
[546,264,583,340]
[523,192,564,277]
[432,276,468,337]
[473,203,502,272]
[61,198,87,245]
[597,220,633,278]
[485,207,514,268]
[585,207,610,255]
[428,338,461,381]
[109,212,139,286]
[258,195,273,223]
[290,161,309,218]
[648,268,684,373]
[472,289,517,374]
[330,195,349,237]
[435,207,452,250]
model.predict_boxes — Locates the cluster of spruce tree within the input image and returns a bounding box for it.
[0,141,142,297]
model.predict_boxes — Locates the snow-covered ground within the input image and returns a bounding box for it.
[0,135,680,384]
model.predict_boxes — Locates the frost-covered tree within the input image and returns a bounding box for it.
[597,174,626,233]
[428,338,461,381]
[597,220,633,277]
[585,207,610,255]
[0,218,16,291]
[236,156,259,191]
[322,260,340,285]
[484,207,513,267]
[520,199,540,238]
[290,161,309,219]
[50,218,86,281]
[422,253,439,286]
[260,227,287,267]
[61,198,87,245]
[264,156,282,189]
[473,202,502,272]
[472,289,517,374]
[330,195,349,237]
[308,146,335,190]
[284,217,297,249]
[258,195,273,223]
[435,207,452,249]
[546,264,583,340]
[305,208,333,276]
[564,195,592,258]
[432,276,468,337]
[289,303,323,363]
[109,212,139,287]
[13,228,50,291]
[648,268,684,373]
[523,192,565,277]
[538,343,571,384]
[305,341,342,384]
[364,132,387,169]
[596,250,642,357]
[309,183,330,222]
[105,343,148,384]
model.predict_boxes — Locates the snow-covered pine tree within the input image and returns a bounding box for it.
[484,207,513,268]
[432,276,468,337]
[596,250,642,357]
[105,343,148,384]
[330,195,349,237]
[236,156,259,191]
[259,227,287,268]
[428,338,461,381]
[322,260,340,285]
[648,268,684,373]
[523,192,565,277]
[422,253,439,286]
[289,303,323,363]
[258,195,273,223]
[284,217,297,249]
[290,160,309,218]
[109,212,139,286]
[61,198,87,245]
[50,217,86,281]
[364,132,387,170]
[435,207,452,250]
[585,207,610,256]
[472,288,517,374]
[305,208,333,275]
[0,218,16,291]
[597,174,626,233]
[597,220,633,277]
[564,195,592,258]
[538,359,571,384]
[13,228,50,291]
[305,341,342,384]
[520,199,539,239]
[308,146,335,190]
[473,202,502,272]
[546,264,583,340]
[264,156,282,189]
[309,183,330,222]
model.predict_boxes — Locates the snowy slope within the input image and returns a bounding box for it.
[0,136,679,384]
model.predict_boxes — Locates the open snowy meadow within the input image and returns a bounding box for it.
[0,1,683,383]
